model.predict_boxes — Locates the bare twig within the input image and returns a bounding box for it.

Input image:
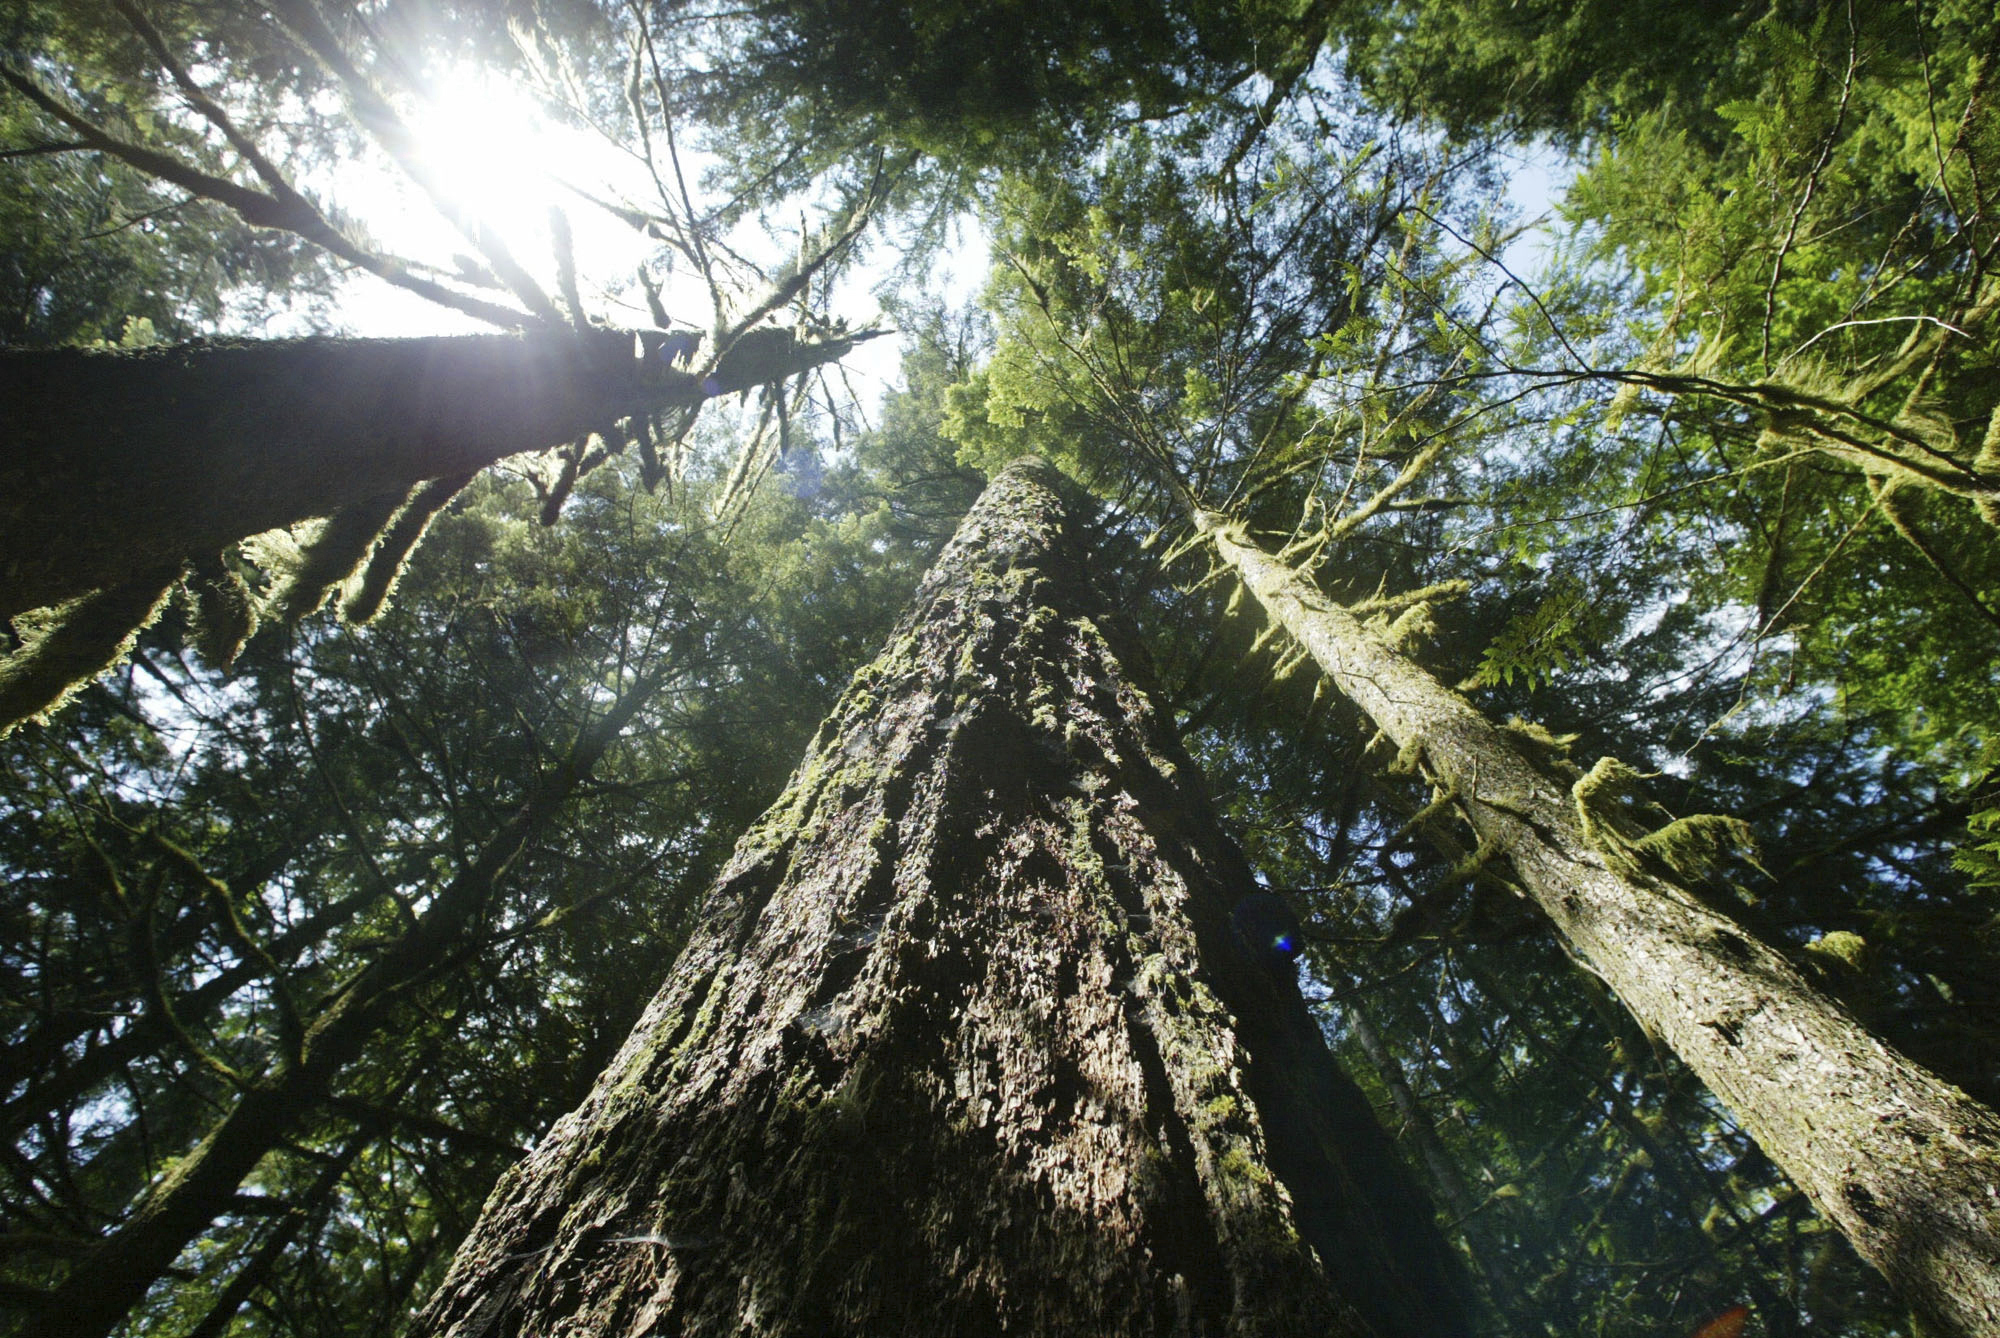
[1762,0,1860,370]
[261,0,564,324]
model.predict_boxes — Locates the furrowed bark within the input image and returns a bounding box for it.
[0,328,861,621]
[410,457,1470,1338]
[1196,509,2000,1338]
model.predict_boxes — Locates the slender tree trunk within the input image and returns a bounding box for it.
[410,458,1470,1338]
[0,328,860,621]
[1195,510,2000,1338]
[1341,998,1532,1337]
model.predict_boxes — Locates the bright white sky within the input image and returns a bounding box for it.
[320,67,715,328]
[282,59,1558,429]
[286,61,975,412]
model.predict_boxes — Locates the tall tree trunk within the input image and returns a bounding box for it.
[410,458,1471,1338]
[1195,509,2000,1338]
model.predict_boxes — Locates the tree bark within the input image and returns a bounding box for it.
[0,328,860,621]
[410,458,1470,1338]
[1195,509,2000,1338]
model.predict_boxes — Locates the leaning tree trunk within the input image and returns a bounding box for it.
[0,327,859,622]
[1,330,641,621]
[1195,509,2000,1338]
[409,458,1471,1338]
[0,327,866,737]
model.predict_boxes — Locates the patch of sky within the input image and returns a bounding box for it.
[259,54,996,437]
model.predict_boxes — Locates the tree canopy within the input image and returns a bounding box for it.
[3,0,1997,1335]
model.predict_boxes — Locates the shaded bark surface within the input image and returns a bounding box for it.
[1197,510,2000,1338]
[0,331,649,620]
[411,458,1469,1338]
[0,328,859,620]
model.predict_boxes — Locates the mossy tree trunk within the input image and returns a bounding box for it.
[1195,510,2000,1338]
[0,327,859,622]
[410,458,1470,1338]
[0,331,645,621]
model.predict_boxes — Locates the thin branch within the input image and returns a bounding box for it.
[0,138,87,159]
[0,63,535,328]
[147,831,304,1063]
[628,0,720,322]
[261,0,563,324]
[110,0,294,197]
[1762,0,1860,370]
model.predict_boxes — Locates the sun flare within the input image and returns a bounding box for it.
[405,66,565,246]
[319,60,658,334]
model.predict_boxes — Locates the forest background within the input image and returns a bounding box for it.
[2,0,1997,1335]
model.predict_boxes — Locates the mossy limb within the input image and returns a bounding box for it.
[0,567,180,734]
[1573,756,1760,881]
[258,490,408,624]
[341,473,474,624]
[181,549,257,668]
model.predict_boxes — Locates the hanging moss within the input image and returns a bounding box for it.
[1501,716,1582,778]
[634,414,664,493]
[0,567,181,735]
[1632,813,1761,882]
[259,491,408,624]
[341,473,473,624]
[1372,599,1437,651]
[180,550,258,669]
[1572,756,1759,882]
[1348,578,1471,616]
[1973,410,2000,528]
[537,443,583,527]
[1805,930,1871,974]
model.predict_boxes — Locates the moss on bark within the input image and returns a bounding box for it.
[410,457,1469,1338]
[1197,508,2000,1338]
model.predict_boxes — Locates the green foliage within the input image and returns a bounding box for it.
[667,0,1314,180]
[1471,577,1587,689]
[0,420,944,1335]
[7,2,2000,1336]
[1955,809,2000,889]
[0,19,335,348]
[1954,759,2000,892]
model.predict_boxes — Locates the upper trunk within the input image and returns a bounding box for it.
[409,458,1470,1338]
[0,331,657,621]
[1197,509,2000,1338]
[0,327,862,622]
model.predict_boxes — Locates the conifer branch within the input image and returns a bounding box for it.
[0,63,536,329]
